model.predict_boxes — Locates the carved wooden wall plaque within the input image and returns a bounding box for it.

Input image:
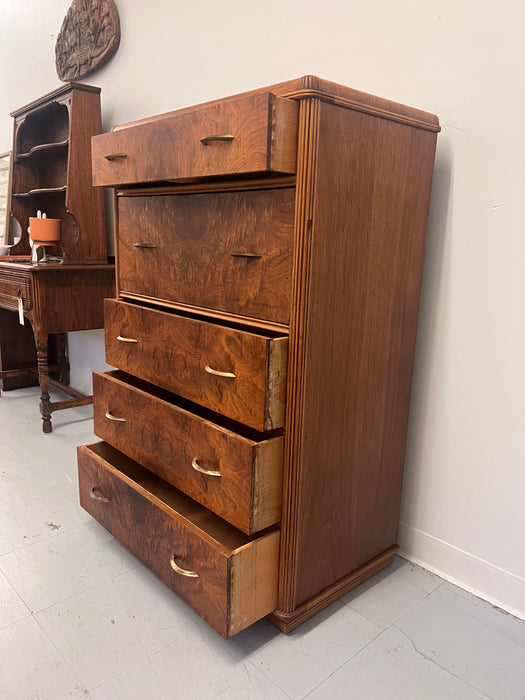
[55,0,120,81]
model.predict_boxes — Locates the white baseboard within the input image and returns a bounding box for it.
[398,522,525,621]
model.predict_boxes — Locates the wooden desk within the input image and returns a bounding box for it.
[0,259,114,432]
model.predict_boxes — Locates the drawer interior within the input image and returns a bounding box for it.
[84,441,267,551]
[103,369,283,442]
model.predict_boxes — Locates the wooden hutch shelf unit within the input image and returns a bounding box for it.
[78,76,440,637]
[0,83,114,432]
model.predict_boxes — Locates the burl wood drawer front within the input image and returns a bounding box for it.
[92,92,298,186]
[117,188,295,325]
[78,442,280,638]
[0,272,32,312]
[93,370,284,534]
[104,299,287,431]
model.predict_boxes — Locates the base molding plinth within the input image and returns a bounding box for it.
[268,545,399,633]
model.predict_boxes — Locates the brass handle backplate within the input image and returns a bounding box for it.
[204,364,236,379]
[133,242,156,249]
[200,134,234,145]
[104,153,127,160]
[89,487,109,503]
[170,555,199,578]
[105,410,126,423]
[192,458,221,478]
[117,335,138,344]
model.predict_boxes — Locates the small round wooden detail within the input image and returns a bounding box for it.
[55,0,121,82]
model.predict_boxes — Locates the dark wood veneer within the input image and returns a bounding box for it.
[78,442,280,638]
[92,92,298,187]
[104,298,288,431]
[93,370,283,534]
[117,188,295,325]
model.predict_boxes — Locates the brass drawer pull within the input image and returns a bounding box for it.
[117,335,138,343]
[200,134,234,145]
[204,364,236,379]
[104,153,127,160]
[192,458,221,478]
[133,242,156,249]
[170,555,199,578]
[230,251,262,259]
[105,410,126,423]
[89,487,109,503]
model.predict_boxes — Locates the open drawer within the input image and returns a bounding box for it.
[77,441,280,638]
[104,299,288,431]
[93,370,283,534]
[91,92,298,186]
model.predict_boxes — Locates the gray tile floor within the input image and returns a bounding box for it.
[0,385,524,699]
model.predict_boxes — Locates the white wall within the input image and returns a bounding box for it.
[1,0,523,619]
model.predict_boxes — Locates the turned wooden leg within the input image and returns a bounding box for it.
[34,327,52,433]
[57,333,70,385]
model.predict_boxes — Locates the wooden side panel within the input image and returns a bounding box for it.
[117,188,294,325]
[33,267,115,333]
[229,530,280,636]
[93,370,284,534]
[104,299,288,431]
[253,438,285,534]
[64,88,106,263]
[282,100,437,608]
[269,95,301,173]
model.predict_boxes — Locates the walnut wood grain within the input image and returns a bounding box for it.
[91,92,298,187]
[104,299,288,431]
[109,75,439,135]
[93,370,283,533]
[31,267,115,333]
[78,441,280,638]
[278,99,438,610]
[117,188,295,325]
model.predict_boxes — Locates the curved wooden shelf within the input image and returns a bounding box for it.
[13,185,67,198]
[16,139,69,160]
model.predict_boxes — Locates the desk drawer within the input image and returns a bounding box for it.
[92,92,298,186]
[93,370,283,534]
[117,188,294,325]
[78,442,280,638]
[0,274,32,311]
[104,299,288,431]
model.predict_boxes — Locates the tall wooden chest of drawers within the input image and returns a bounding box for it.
[78,76,440,637]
